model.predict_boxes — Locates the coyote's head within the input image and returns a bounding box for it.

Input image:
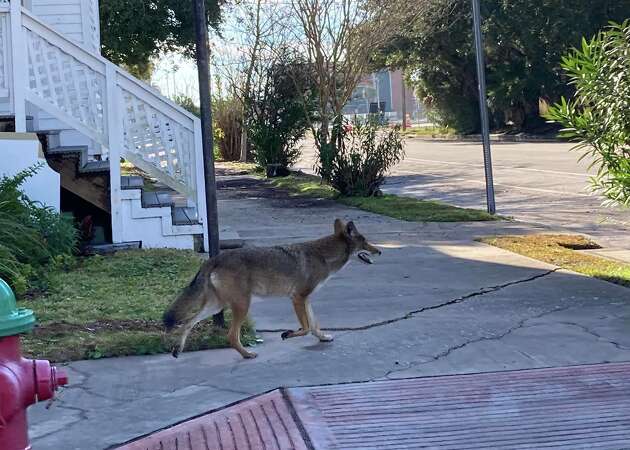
[334,219,381,256]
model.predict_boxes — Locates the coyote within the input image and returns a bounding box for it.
[163,219,381,359]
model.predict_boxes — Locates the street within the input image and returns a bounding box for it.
[298,139,630,249]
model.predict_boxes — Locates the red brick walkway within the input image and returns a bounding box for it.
[118,362,630,450]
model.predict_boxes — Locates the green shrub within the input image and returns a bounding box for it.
[545,20,630,206]
[328,117,405,197]
[214,98,244,161]
[246,59,316,172]
[0,166,77,294]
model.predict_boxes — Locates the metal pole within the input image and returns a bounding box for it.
[193,0,224,327]
[401,71,407,131]
[471,0,496,214]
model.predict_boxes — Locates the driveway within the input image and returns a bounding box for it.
[297,139,630,249]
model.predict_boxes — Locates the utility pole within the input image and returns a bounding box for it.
[193,0,224,327]
[401,71,407,131]
[471,0,496,214]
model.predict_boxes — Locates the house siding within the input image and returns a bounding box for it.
[30,0,99,53]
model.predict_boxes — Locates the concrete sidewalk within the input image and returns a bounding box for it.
[29,173,630,449]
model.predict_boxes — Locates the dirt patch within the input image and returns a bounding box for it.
[217,176,334,210]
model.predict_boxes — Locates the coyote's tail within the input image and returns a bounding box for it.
[163,267,207,331]
[162,307,179,331]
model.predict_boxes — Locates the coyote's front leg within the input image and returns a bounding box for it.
[305,298,334,342]
[281,295,310,340]
[281,295,333,342]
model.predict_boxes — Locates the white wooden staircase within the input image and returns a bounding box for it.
[0,0,209,250]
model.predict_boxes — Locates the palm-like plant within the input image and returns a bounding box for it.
[546,20,630,206]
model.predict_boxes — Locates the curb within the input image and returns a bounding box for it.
[406,134,563,143]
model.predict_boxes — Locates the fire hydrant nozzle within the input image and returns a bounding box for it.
[0,278,68,450]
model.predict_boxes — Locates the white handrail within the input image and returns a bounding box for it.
[19,6,202,202]
[11,4,207,247]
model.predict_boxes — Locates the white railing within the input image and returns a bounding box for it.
[24,20,108,145]
[5,4,208,247]
[81,0,100,55]
[0,7,9,98]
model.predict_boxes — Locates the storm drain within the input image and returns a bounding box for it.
[118,362,630,449]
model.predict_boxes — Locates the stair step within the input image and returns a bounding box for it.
[121,176,145,190]
[141,191,175,208]
[82,160,110,173]
[172,207,199,226]
[36,129,64,136]
[46,145,109,174]
[46,145,89,155]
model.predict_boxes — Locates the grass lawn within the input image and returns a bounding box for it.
[402,125,455,138]
[479,234,630,288]
[269,173,499,222]
[216,161,258,173]
[19,249,255,362]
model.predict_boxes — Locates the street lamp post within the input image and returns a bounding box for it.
[471,0,496,214]
[192,0,224,327]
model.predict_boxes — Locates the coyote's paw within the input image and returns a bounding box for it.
[281,330,294,340]
[281,328,306,340]
[318,333,334,342]
[243,351,258,359]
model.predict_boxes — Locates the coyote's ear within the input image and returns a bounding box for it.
[334,218,345,235]
[346,221,358,237]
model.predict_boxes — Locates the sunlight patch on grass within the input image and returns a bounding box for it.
[479,234,630,288]
[402,125,455,138]
[339,195,498,222]
[269,174,337,199]
[269,174,498,222]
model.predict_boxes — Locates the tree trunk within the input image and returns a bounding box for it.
[240,127,248,162]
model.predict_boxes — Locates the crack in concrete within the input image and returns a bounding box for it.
[257,268,560,333]
[553,321,630,352]
[61,365,130,404]
[31,399,90,443]
[382,304,575,380]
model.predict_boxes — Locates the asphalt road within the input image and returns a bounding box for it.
[298,139,630,249]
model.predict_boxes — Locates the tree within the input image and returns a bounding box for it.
[246,57,317,173]
[100,0,224,78]
[289,0,415,180]
[377,0,630,133]
[546,21,630,206]
[212,0,288,162]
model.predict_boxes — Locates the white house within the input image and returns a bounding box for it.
[0,0,209,251]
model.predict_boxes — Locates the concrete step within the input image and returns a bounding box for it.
[47,145,110,174]
[172,206,199,226]
[122,177,201,227]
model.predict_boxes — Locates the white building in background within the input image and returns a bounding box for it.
[343,70,427,123]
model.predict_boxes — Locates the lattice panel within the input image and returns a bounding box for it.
[25,27,107,143]
[121,88,197,199]
[0,13,8,95]
[85,0,100,54]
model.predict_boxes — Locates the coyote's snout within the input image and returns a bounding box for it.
[163,219,380,359]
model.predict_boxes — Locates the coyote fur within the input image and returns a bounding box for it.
[163,219,381,359]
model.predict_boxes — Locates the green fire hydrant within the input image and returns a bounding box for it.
[0,278,68,450]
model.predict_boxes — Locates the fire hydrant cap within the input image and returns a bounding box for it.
[0,278,35,337]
